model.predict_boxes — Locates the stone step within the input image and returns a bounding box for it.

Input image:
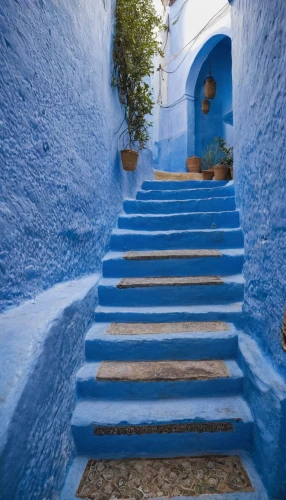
[77,455,253,498]
[125,249,222,259]
[141,179,230,191]
[124,197,236,215]
[71,396,253,456]
[98,275,244,307]
[154,170,204,181]
[116,275,223,288]
[110,228,244,251]
[137,185,234,200]
[85,322,238,362]
[61,453,269,500]
[95,302,243,325]
[102,249,244,278]
[118,210,240,231]
[76,360,243,400]
[97,359,229,380]
[106,320,229,334]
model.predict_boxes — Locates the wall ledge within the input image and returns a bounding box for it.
[0,273,100,499]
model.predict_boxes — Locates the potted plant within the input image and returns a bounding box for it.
[186,156,202,173]
[201,140,223,180]
[213,137,233,180]
[113,0,164,171]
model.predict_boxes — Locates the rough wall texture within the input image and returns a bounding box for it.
[153,0,230,171]
[231,0,286,376]
[0,274,100,500]
[0,0,153,312]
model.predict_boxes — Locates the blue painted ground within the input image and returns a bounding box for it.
[61,179,270,499]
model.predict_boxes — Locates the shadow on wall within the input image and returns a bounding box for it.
[186,34,233,158]
[195,37,233,156]
[0,0,153,313]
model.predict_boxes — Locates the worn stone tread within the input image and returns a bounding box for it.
[124,249,222,260]
[154,170,203,181]
[117,275,222,288]
[106,321,229,335]
[96,360,229,381]
[93,422,234,436]
[76,455,253,498]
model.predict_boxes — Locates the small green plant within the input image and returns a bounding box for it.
[215,137,233,166]
[201,140,223,170]
[113,0,164,150]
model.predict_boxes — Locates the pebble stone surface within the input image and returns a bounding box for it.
[106,321,229,335]
[96,360,230,381]
[124,250,222,260]
[76,455,253,498]
[117,276,223,288]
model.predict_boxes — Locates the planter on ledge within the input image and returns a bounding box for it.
[213,164,229,180]
[202,170,214,180]
[121,150,139,172]
[186,156,201,173]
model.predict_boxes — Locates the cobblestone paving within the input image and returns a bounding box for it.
[76,455,253,499]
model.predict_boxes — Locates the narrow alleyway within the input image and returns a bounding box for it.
[61,179,268,499]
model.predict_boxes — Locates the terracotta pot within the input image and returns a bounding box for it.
[120,149,139,171]
[202,98,210,114]
[213,164,229,180]
[204,76,216,99]
[229,167,234,179]
[186,156,201,173]
[202,170,214,180]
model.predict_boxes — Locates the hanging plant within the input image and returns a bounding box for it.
[204,76,216,99]
[113,0,164,170]
[202,98,210,114]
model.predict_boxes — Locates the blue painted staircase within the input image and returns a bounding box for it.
[61,180,268,499]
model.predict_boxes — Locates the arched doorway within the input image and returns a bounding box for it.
[185,34,233,158]
[195,37,232,156]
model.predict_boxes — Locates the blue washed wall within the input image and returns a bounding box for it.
[0,274,100,500]
[195,37,232,156]
[231,0,286,375]
[153,0,231,172]
[0,0,153,312]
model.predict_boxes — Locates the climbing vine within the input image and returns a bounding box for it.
[113,0,164,150]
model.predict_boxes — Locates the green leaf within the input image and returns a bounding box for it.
[113,0,164,150]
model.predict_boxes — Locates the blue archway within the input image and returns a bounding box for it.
[185,34,233,158]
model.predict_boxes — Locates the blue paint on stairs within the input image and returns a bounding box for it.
[76,359,243,400]
[94,303,244,324]
[61,179,269,498]
[136,185,235,200]
[141,180,230,190]
[103,249,244,277]
[110,228,244,251]
[118,210,240,230]
[72,396,253,457]
[97,275,244,307]
[124,196,236,214]
[85,322,238,361]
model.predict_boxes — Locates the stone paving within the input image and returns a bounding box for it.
[76,455,253,499]
[124,250,222,260]
[106,321,229,335]
[117,276,222,289]
[96,360,230,381]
